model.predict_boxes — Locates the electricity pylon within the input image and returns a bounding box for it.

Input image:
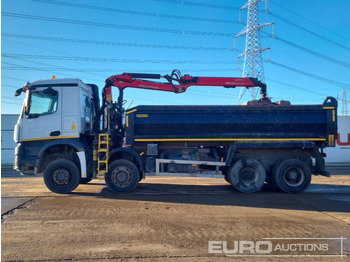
[234,0,274,103]
[338,89,349,116]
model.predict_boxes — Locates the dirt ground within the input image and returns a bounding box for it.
[1,170,350,261]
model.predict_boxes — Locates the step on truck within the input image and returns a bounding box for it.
[13,70,337,194]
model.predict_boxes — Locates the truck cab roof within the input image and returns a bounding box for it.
[15,78,96,97]
[30,78,87,87]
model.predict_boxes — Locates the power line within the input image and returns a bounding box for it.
[266,11,349,51]
[4,52,349,89]
[153,0,349,50]
[4,32,349,72]
[2,84,22,90]
[1,65,239,74]
[1,12,234,37]
[2,76,29,82]
[4,55,349,94]
[0,61,201,73]
[155,0,350,46]
[30,0,239,24]
[269,0,350,42]
[266,77,329,97]
[1,59,344,103]
[3,13,349,69]
[2,53,234,65]
[2,61,105,83]
[2,100,23,106]
[2,33,236,52]
[4,54,110,80]
[2,37,133,79]
[269,60,350,90]
[153,0,239,10]
[263,34,350,69]
[2,95,22,101]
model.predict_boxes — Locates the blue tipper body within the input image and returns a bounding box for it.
[125,97,337,147]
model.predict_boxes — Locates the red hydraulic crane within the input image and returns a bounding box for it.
[104,69,268,102]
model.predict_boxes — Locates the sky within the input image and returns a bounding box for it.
[1,0,350,115]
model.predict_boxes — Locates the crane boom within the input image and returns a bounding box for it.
[104,69,267,101]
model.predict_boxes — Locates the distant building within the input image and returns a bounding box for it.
[1,114,19,167]
[325,115,350,166]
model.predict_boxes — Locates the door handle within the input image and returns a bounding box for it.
[50,131,61,136]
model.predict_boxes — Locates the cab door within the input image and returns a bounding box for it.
[20,87,62,142]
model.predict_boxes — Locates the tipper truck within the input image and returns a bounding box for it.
[13,70,337,194]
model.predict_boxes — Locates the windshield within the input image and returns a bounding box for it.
[27,89,58,117]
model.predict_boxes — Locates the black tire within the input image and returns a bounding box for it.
[80,177,92,184]
[105,159,139,193]
[272,159,311,193]
[224,173,232,184]
[221,167,232,184]
[44,159,80,194]
[228,158,266,193]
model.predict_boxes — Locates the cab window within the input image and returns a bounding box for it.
[27,89,58,118]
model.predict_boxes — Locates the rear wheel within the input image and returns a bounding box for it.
[224,173,232,184]
[105,159,139,193]
[228,158,266,193]
[272,159,311,193]
[221,167,232,184]
[44,159,80,194]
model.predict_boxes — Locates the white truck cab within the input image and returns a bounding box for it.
[14,78,93,143]
[14,77,97,179]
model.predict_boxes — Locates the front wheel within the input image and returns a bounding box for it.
[272,159,311,193]
[44,159,80,194]
[105,159,139,193]
[80,177,92,184]
[228,158,266,193]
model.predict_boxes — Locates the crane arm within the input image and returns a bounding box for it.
[104,69,267,100]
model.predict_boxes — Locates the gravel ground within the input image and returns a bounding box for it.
[1,169,350,261]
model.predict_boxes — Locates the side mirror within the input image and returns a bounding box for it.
[15,88,23,97]
[15,81,31,97]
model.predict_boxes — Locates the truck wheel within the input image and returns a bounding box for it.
[220,167,232,184]
[229,158,266,193]
[224,173,232,184]
[80,177,92,184]
[272,159,311,193]
[105,159,139,193]
[44,159,80,194]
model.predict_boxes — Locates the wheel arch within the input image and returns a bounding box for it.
[37,139,85,173]
[109,147,145,173]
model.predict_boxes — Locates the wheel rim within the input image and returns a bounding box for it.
[238,166,258,185]
[283,167,304,187]
[53,168,71,186]
[111,166,132,187]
